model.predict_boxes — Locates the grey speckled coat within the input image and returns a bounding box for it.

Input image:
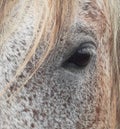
[0,0,119,129]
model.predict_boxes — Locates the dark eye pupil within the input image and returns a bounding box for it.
[66,50,91,67]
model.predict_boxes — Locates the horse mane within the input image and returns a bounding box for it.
[115,1,120,128]
[0,0,23,49]
[0,0,7,24]
[0,0,19,24]
[107,0,120,128]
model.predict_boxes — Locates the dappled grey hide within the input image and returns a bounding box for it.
[0,0,119,129]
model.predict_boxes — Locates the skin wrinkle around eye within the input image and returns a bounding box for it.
[68,21,98,49]
[70,23,97,40]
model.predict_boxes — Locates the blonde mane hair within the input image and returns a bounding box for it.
[0,0,120,128]
[108,0,120,128]
[0,0,19,23]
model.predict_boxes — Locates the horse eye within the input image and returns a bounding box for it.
[62,42,96,69]
[66,50,91,67]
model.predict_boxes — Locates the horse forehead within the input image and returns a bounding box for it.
[79,0,105,8]
[77,0,107,20]
[73,0,111,39]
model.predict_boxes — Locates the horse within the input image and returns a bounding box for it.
[0,0,120,129]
